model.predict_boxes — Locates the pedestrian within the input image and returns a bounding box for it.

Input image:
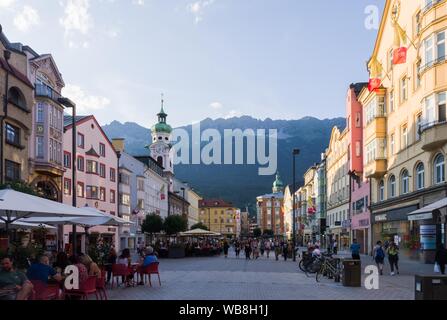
[373,241,385,275]
[244,242,252,260]
[350,239,361,260]
[260,241,265,257]
[435,244,447,275]
[387,241,399,275]
[265,240,271,259]
[282,242,288,261]
[223,240,229,258]
[333,240,338,255]
[274,241,281,261]
[235,241,241,258]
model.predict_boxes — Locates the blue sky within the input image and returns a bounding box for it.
[0,0,384,128]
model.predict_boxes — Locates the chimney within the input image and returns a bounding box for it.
[112,138,125,153]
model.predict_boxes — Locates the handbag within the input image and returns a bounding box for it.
[434,263,441,273]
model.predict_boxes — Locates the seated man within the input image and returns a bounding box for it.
[0,256,34,300]
[27,255,62,284]
[137,247,159,285]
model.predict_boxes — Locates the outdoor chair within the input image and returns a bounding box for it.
[96,270,108,300]
[111,264,133,289]
[30,280,60,300]
[138,262,161,287]
[64,276,99,300]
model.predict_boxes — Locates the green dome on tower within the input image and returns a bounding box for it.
[151,103,172,134]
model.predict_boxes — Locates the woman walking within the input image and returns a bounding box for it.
[223,240,230,258]
[274,241,281,261]
[387,241,399,275]
[373,241,385,275]
[244,242,252,260]
[435,244,447,275]
[265,240,271,259]
[235,241,241,258]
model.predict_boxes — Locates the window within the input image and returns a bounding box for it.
[110,190,116,204]
[424,94,436,124]
[434,154,445,184]
[4,160,20,181]
[119,173,130,185]
[36,136,44,158]
[86,186,99,199]
[5,123,20,146]
[36,103,44,123]
[77,156,84,172]
[416,163,425,190]
[86,160,98,174]
[110,168,116,182]
[425,37,434,66]
[99,143,106,157]
[415,11,422,35]
[64,152,71,168]
[415,62,422,89]
[77,182,84,198]
[401,77,408,102]
[99,163,106,178]
[64,178,71,196]
[8,87,27,110]
[120,193,130,206]
[402,125,408,149]
[437,32,445,62]
[100,187,106,202]
[416,114,423,141]
[137,199,144,209]
[365,140,377,164]
[389,175,396,198]
[77,133,85,148]
[439,92,446,122]
[390,133,395,155]
[388,49,393,71]
[401,170,410,195]
[365,96,386,124]
[138,179,144,191]
[389,91,394,113]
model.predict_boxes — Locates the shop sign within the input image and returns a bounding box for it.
[408,213,433,221]
[375,214,387,222]
[342,220,351,228]
[334,221,341,226]
[420,225,436,250]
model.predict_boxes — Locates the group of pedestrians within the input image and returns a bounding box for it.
[232,239,294,261]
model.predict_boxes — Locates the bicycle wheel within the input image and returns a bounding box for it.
[316,266,325,282]
[298,259,306,272]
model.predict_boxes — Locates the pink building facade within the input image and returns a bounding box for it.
[62,115,119,252]
[346,83,371,254]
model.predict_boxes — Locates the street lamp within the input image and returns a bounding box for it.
[59,97,77,255]
[292,148,300,262]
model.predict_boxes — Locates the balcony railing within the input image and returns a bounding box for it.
[419,120,447,134]
[419,56,446,75]
[422,0,445,13]
[35,83,62,104]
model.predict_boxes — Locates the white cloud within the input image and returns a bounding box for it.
[0,0,15,8]
[210,102,223,109]
[224,110,242,119]
[62,84,111,114]
[132,0,144,5]
[13,6,40,32]
[59,0,92,35]
[187,0,216,24]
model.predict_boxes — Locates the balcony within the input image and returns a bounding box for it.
[420,120,447,151]
[364,159,387,178]
[35,83,62,105]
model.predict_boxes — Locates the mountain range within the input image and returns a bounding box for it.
[102,116,346,215]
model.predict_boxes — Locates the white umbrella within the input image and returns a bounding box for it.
[179,228,221,237]
[0,221,56,230]
[0,188,104,246]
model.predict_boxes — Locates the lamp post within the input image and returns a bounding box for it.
[292,148,300,262]
[59,97,77,255]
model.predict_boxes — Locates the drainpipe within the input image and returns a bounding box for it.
[368,176,373,256]
[1,49,11,185]
[116,151,121,250]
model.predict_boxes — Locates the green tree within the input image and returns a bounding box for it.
[263,229,274,237]
[163,215,188,235]
[141,214,164,243]
[253,228,262,238]
[190,222,209,231]
[0,181,41,197]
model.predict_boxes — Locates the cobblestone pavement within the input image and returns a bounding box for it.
[106,250,438,300]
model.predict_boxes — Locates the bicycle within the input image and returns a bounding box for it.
[315,255,343,282]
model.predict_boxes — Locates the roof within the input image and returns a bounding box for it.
[199,199,234,208]
[257,192,284,199]
[85,146,100,158]
[0,57,34,88]
[350,82,368,97]
[64,115,90,127]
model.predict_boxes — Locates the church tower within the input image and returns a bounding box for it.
[272,172,284,193]
[149,96,174,189]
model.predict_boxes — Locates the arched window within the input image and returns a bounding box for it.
[434,154,445,184]
[379,180,385,201]
[401,170,409,195]
[157,156,163,167]
[8,87,27,110]
[388,175,396,198]
[416,163,425,190]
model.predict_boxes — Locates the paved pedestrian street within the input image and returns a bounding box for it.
[107,251,432,300]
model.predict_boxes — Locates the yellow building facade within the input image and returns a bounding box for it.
[359,0,447,263]
[199,199,239,238]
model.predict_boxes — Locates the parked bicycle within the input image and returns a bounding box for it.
[315,255,343,282]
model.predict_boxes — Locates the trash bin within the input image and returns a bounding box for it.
[342,259,361,287]
[415,275,447,300]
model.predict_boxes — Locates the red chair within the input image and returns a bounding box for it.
[96,270,108,300]
[111,264,132,289]
[64,276,99,300]
[139,262,161,287]
[30,280,60,300]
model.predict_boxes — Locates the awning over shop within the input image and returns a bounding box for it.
[408,197,447,221]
